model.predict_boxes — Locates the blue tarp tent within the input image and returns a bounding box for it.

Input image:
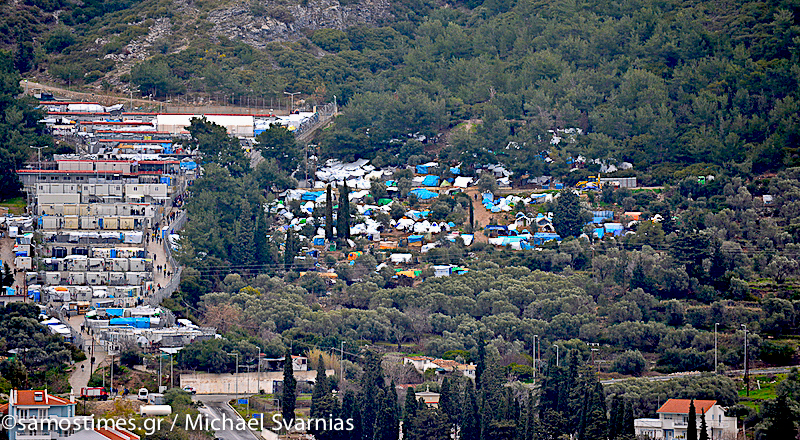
[533,233,562,245]
[110,317,135,326]
[106,308,124,317]
[451,167,460,175]
[595,227,605,238]
[416,164,432,174]
[605,223,624,236]
[422,175,440,186]
[485,225,509,232]
[313,237,325,246]
[408,235,424,243]
[409,188,438,200]
[160,176,171,185]
[180,161,197,170]
[302,191,324,201]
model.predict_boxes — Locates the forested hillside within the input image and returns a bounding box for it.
[7,0,800,181]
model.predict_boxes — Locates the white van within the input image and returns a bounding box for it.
[137,388,149,401]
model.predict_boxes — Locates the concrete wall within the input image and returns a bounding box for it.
[180,370,334,394]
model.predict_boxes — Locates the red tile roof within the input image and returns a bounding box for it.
[14,390,72,406]
[0,403,8,415]
[96,428,140,440]
[657,399,716,414]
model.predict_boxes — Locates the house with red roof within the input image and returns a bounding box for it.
[634,398,738,440]
[5,389,92,440]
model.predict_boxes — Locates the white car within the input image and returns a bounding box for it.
[183,386,196,394]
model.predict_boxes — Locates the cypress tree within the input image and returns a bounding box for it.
[403,387,418,439]
[469,198,474,229]
[687,399,697,440]
[341,390,363,440]
[360,350,385,440]
[284,227,299,268]
[311,356,328,417]
[698,409,709,440]
[608,395,622,440]
[476,337,486,390]
[281,348,297,426]
[623,399,635,439]
[461,382,480,440]
[337,181,351,240]
[374,385,399,440]
[254,210,269,266]
[439,377,458,427]
[524,390,534,440]
[325,184,334,240]
[582,381,608,440]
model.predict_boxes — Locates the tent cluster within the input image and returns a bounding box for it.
[481,192,552,213]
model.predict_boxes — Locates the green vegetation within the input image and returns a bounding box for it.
[0,303,83,392]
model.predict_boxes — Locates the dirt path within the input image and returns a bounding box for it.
[21,80,288,115]
[0,236,25,292]
[68,314,108,393]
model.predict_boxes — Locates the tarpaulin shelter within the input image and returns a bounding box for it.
[409,188,438,200]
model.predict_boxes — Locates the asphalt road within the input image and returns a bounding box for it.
[193,394,261,440]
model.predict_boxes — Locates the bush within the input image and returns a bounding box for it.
[119,349,142,368]
[611,350,647,376]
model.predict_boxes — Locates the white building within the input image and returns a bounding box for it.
[634,399,738,440]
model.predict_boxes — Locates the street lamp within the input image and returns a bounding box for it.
[284,91,300,113]
[227,352,239,397]
[257,347,261,395]
[714,322,719,374]
[554,344,559,367]
[741,324,749,396]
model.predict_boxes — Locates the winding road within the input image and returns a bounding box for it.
[193,394,262,440]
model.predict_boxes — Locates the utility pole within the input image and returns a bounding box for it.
[257,347,261,395]
[532,334,538,382]
[340,341,345,386]
[742,324,749,396]
[714,322,719,374]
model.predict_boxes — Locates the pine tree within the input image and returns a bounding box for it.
[763,393,799,439]
[687,399,697,440]
[325,184,334,240]
[698,409,709,440]
[281,348,297,426]
[2,262,13,287]
[461,382,480,440]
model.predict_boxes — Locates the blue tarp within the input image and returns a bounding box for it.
[451,167,460,175]
[533,233,562,245]
[110,317,150,328]
[416,165,432,174]
[592,217,606,224]
[160,176,171,185]
[485,225,509,231]
[302,191,324,201]
[28,289,40,301]
[408,235,424,243]
[595,227,605,238]
[409,188,438,200]
[447,222,456,228]
[421,175,440,186]
[605,223,624,236]
[4,286,15,296]
[180,161,197,170]
[593,211,614,219]
[313,237,325,246]
[106,308,124,317]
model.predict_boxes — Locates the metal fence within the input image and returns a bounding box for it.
[146,210,187,307]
